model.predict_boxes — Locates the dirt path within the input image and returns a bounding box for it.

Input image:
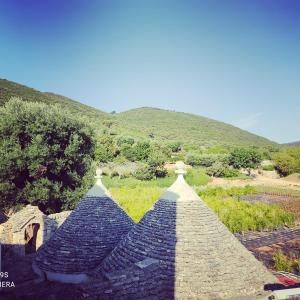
[208,175,300,190]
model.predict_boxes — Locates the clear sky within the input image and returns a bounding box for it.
[0,0,299,143]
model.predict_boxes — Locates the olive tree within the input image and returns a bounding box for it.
[0,98,95,213]
[229,148,263,175]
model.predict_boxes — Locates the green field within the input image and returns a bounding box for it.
[110,184,295,232]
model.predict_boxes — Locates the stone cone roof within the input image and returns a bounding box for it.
[35,173,134,275]
[95,174,277,300]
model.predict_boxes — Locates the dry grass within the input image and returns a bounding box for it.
[279,199,300,222]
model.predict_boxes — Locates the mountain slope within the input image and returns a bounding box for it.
[283,141,300,147]
[0,78,108,120]
[0,79,277,148]
[114,107,276,147]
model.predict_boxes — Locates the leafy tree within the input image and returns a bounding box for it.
[185,155,203,166]
[186,154,227,167]
[133,141,151,161]
[95,135,117,163]
[206,162,226,177]
[228,148,263,175]
[147,150,168,178]
[0,98,95,213]
[120,144,136,161]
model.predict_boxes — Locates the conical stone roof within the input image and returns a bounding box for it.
[96,163,277,299]
[34,169,134,282]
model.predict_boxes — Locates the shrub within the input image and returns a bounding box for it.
[185,155,202,166]
[133,141,151,161]
[95,135,117,163]
[121,144,136,161]
[120,172,132,179]
[95,144,114,163]
[273,250,293,272]
[229,148,263,173]
[133,165,154,180]
[117,137,135,146]
[206,162,226,177]
[110,170,119,178]
[154,168,168,178]
[147,151,166,168]
[0,98,95,213]
[273,148,300,176]
[168,141,182,153]
[186,154,228,168]
[222,168,240,178]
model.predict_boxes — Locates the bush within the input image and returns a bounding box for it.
[120,172,132,179]
[273,250,293,272]
[168,141,182,152]
[205,160,238,178]
[206,162,226,177]
[154,168,168,178]
[95,135,117,163]
[121,144,136,161]
[0,98,95,213]
[229,148,263,172]
[186,154,222,167]
[222,168,240,178]
[134,141,151,161]
[133,165,154,180]
[110,170,119,178]
[273,148,300,176]
[147,150,168,178]
[117,136,135,146]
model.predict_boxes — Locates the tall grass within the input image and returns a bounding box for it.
[255,186,300,197]
[198,187,295,233]
[185,168,211,186]
[107,169,210,222]
[110,186,162,222]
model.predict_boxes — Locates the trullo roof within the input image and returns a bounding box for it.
[94,165,276,299]
[35,169,134,277]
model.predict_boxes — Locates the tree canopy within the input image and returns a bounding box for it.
[228,148,263,171]
[0,98,95,213]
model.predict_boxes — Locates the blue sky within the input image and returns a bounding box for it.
[0,0,299,143]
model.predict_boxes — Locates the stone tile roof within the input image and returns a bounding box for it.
[8,205,44,233]
[35,180,134,274]
[92,175,277,299]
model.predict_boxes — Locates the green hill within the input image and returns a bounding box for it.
[283,141,300,147]
[113,107,276,148]
[0,79,277,148]
[0,78,108,120]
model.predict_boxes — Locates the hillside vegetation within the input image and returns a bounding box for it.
[0,78,276,148]
[0,79,108,122]
[113,107,276,148]
[283,141,300,147]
